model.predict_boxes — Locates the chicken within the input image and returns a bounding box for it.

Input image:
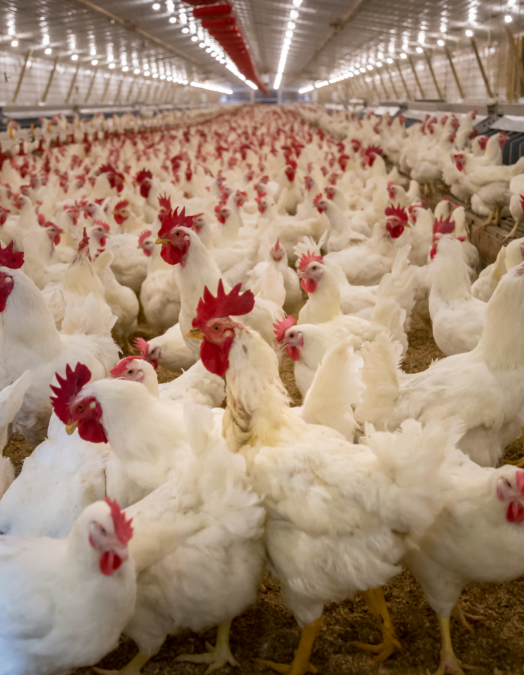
[404,458,524,675]
[187,280,460,673]
[0,242,119,445]
[0,499,137,675]
[155,209,284,358]
[324,205,412,286]
[354,261,524,467]
[95,404,265,675]
[428,236,486,356]
[296,253,408,354]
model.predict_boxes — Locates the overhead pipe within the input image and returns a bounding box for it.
[408,56,425,99]
[470,37,494,99]
[41,55,60,103]
[444,45,465,99]
[423,50,444,100]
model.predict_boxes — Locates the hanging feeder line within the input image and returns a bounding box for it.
[181,1,268,95]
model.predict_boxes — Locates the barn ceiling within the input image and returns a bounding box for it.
[0,0,521,94]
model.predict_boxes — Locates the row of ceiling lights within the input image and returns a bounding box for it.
[302,10,520,95]
[274,0,303,90]
[320,6,519,93]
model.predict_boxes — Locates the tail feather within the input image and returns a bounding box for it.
[355,332,402,426]
[61,293,117,337]
[371,297,408,355]
[364,417,465,541]
[301,338,363,441]
[376,244,415,330]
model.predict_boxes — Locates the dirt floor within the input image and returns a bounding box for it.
[5,312,524,675]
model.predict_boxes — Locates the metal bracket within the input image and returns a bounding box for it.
[12,49,33,104]
[41,55,60,103]
[444,45,465,99]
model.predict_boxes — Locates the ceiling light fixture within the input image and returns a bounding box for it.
[386,57,393,64]
[245,80,258,90]
[190,81,233,94]
[134,68,140,74]
[122,66,129,72]
[169,16,176,23]
[71,54,78,60]
[152,3,160,9]
[437,39,445,46]
[465,29,473,36]
[109,62,115,68]
[11,40,18,47]
[416,46,423,53]
[299,85,314,93]
[91,59,98,65]
[191,35,198,42]
[505,14,513,22]
[293,0,302,6]
[315,80,328,88]
[274,72,282,89]
[287,21,295,29]
[182,27,189,33]
[400,52,407,59]
[45,47,52,54]
[290,9,298,19]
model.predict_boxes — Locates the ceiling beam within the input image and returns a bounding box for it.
[294,0,367,80]
[72,0,202,67]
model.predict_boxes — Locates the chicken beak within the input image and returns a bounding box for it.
[65,420,78,435]
[186,327,204,339]
[155,237,168,245]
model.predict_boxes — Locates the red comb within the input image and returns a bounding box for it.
[138,229,152,246]
[433,215,456,236]
[158,206,193,238]
[193,280,255,329]
[273,315,296,342]
[365,145,383,156]
[114,199,129,211]
[0,241,24,269]
[274,238,280,251]
[158,194,171,211]
[50,362,92,424]
[37,213,46,226]
[104,497,133,544]
[133,337,150,360]
[110,355,139,377]
[298,250,323,271]
[135,169,153,184]
[520,195,524,213]
[384,204,408,223]
[93,219,110,232]
[313,193,323,205]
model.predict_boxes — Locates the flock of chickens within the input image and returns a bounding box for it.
[1,103,524,675]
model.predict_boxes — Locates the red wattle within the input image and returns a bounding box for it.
[301,278,317,293]
[286,346,301,361]
[99,551,123,576]
[507,502,524,524]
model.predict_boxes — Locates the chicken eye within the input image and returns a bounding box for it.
[77,404,84,412]
[100,526,107,535]
[213,325,220,331]
[127,370,134,375]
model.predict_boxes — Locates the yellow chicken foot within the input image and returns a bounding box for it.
[433,615,476,675]
[502,219,520,243]
[92,652,151,675]
[451,602,484,632]
[480,210,494,228]
[254,616,322,675]
[176,621,239,674]
[351,586,402,662]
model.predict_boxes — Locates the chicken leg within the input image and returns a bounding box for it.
[502,218,521,243]
[433,615,471,675]
[480,210,495,228]
[176,621,239,674]
[254,616,322,675]
[92,651,151,675]
[351,586,402,662]
[493,205,504,228]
